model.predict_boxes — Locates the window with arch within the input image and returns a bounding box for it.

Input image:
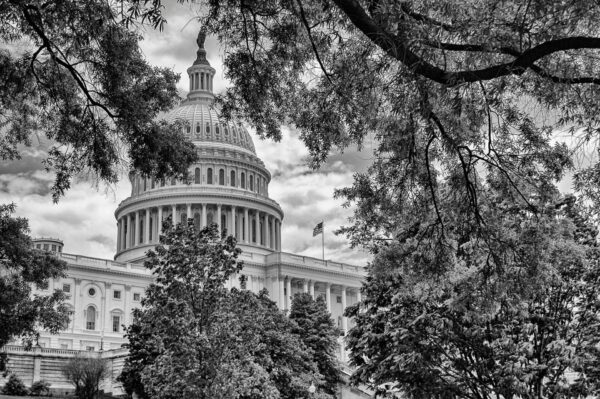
[86,306,96,330]
[196,123,201,134]
[219,169,225,185]
[207,168,213,184]
[194,213,201,229]
[139,220,144,244]
[207,212,214,225]
[216,125,220,135]
[224,127,229,135]
[143,178,147,191]
[186,124,191,134]
[233,129,237,138]
[260,222,264,245]
[181,213,187,224]
[151,178,155,189]
[221,214,227,231]
[194,168,201,184]
[241,172,246,189]
[230,171,236,187]
[149,217,153,241]
[250,175,254,191]
[206,123,211,133]
[252,219,256,242]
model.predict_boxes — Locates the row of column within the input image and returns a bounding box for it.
[277,277,361,334]
[117,204,281,252]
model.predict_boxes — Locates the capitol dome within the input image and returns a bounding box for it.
[113,30,284,263]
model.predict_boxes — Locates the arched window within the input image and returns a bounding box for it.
[221,214,227,231]
[252,219,256,242]
[224,127,229,135]
[186,124,191,134]
[196,123,201,134]
[230,171,236,187]
[241,172,246,189]
[181,213,187,225]
[207,212,214,225]
[86,306,96,330]
[207,168,213,184]
[219,169,225,185]
[216,125,220,135]
[143,178,147,191]
[233,129,237,138]
[206,123,211,133]
[194,213,201,230]
[151,178,155,189]
[250,175,254,191]
[149,216,153,241]
[194,168,201,184]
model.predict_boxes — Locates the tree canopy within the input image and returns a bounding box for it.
[0,0,197,201]
[0,203,68,371]
[120,220,333,399]
[289,293,342,396]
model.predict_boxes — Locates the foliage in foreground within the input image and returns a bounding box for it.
[0,203,68,371]
[346,187,600,398]
[0,1,197,201]
[120,220,333,399]
[289,293,341,396]
[2,374,28,396]
[62,354,109,399]
[29,380,51,397]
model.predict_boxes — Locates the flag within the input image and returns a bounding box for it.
[312,221,323,237]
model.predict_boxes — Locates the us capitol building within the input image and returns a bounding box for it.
[3,32,367,396]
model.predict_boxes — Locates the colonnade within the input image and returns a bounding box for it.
[278,277,361,334]
[116,203,281,253]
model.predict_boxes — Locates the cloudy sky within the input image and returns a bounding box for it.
[0,3,373,265]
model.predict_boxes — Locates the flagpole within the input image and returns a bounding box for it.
[321,222,325,262]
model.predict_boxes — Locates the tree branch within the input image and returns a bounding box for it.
[332,0,600,85]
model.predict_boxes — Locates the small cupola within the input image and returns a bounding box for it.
[186,28,216,102]
[33,237,64,253]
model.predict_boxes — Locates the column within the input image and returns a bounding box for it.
[202,203,207,227]
[172,205,177,223]
[134,211,140,245]
[341,286,348,333]
[187,203,192,223]
[144,209,150,244]
[104,282,111,332]
[157,206,163,240]
[231,206,237,238]
[265,215,271,249]
[217,204,222,233]
[73,278,81,331]
[286,277,292,310]
[116,220,121,252]
[278,277,285,310]
[244,208,249,243]
[325,283,331,313]
[126,214,132,249]
[254,211,260,244]
[357,288,362,303]
[309,280,315,299]
[277,219,282,250]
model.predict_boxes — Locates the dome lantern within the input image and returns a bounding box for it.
[186,28,215,101]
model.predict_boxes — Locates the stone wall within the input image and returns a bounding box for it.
[0,346,127,396]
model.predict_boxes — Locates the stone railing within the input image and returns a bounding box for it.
[59,253,151,276]
[266,252,365,276]
[118,185,283,213]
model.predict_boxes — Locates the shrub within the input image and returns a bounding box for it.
[30,380,51,396]
[2,373,28,396]
[63,354,108,399]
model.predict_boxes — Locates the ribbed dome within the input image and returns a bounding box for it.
[166,100,257,154]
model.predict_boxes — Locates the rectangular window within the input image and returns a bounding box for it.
[43,244,49,250]
[336,296,342,303]
[113,290,121,299]
[51,245,56,251]
[112,315,120,333]
[86,321,95,330]
[60,344,68,349]
[133,293,141,301]
[62,283,71,293]
[86,346,95,352]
